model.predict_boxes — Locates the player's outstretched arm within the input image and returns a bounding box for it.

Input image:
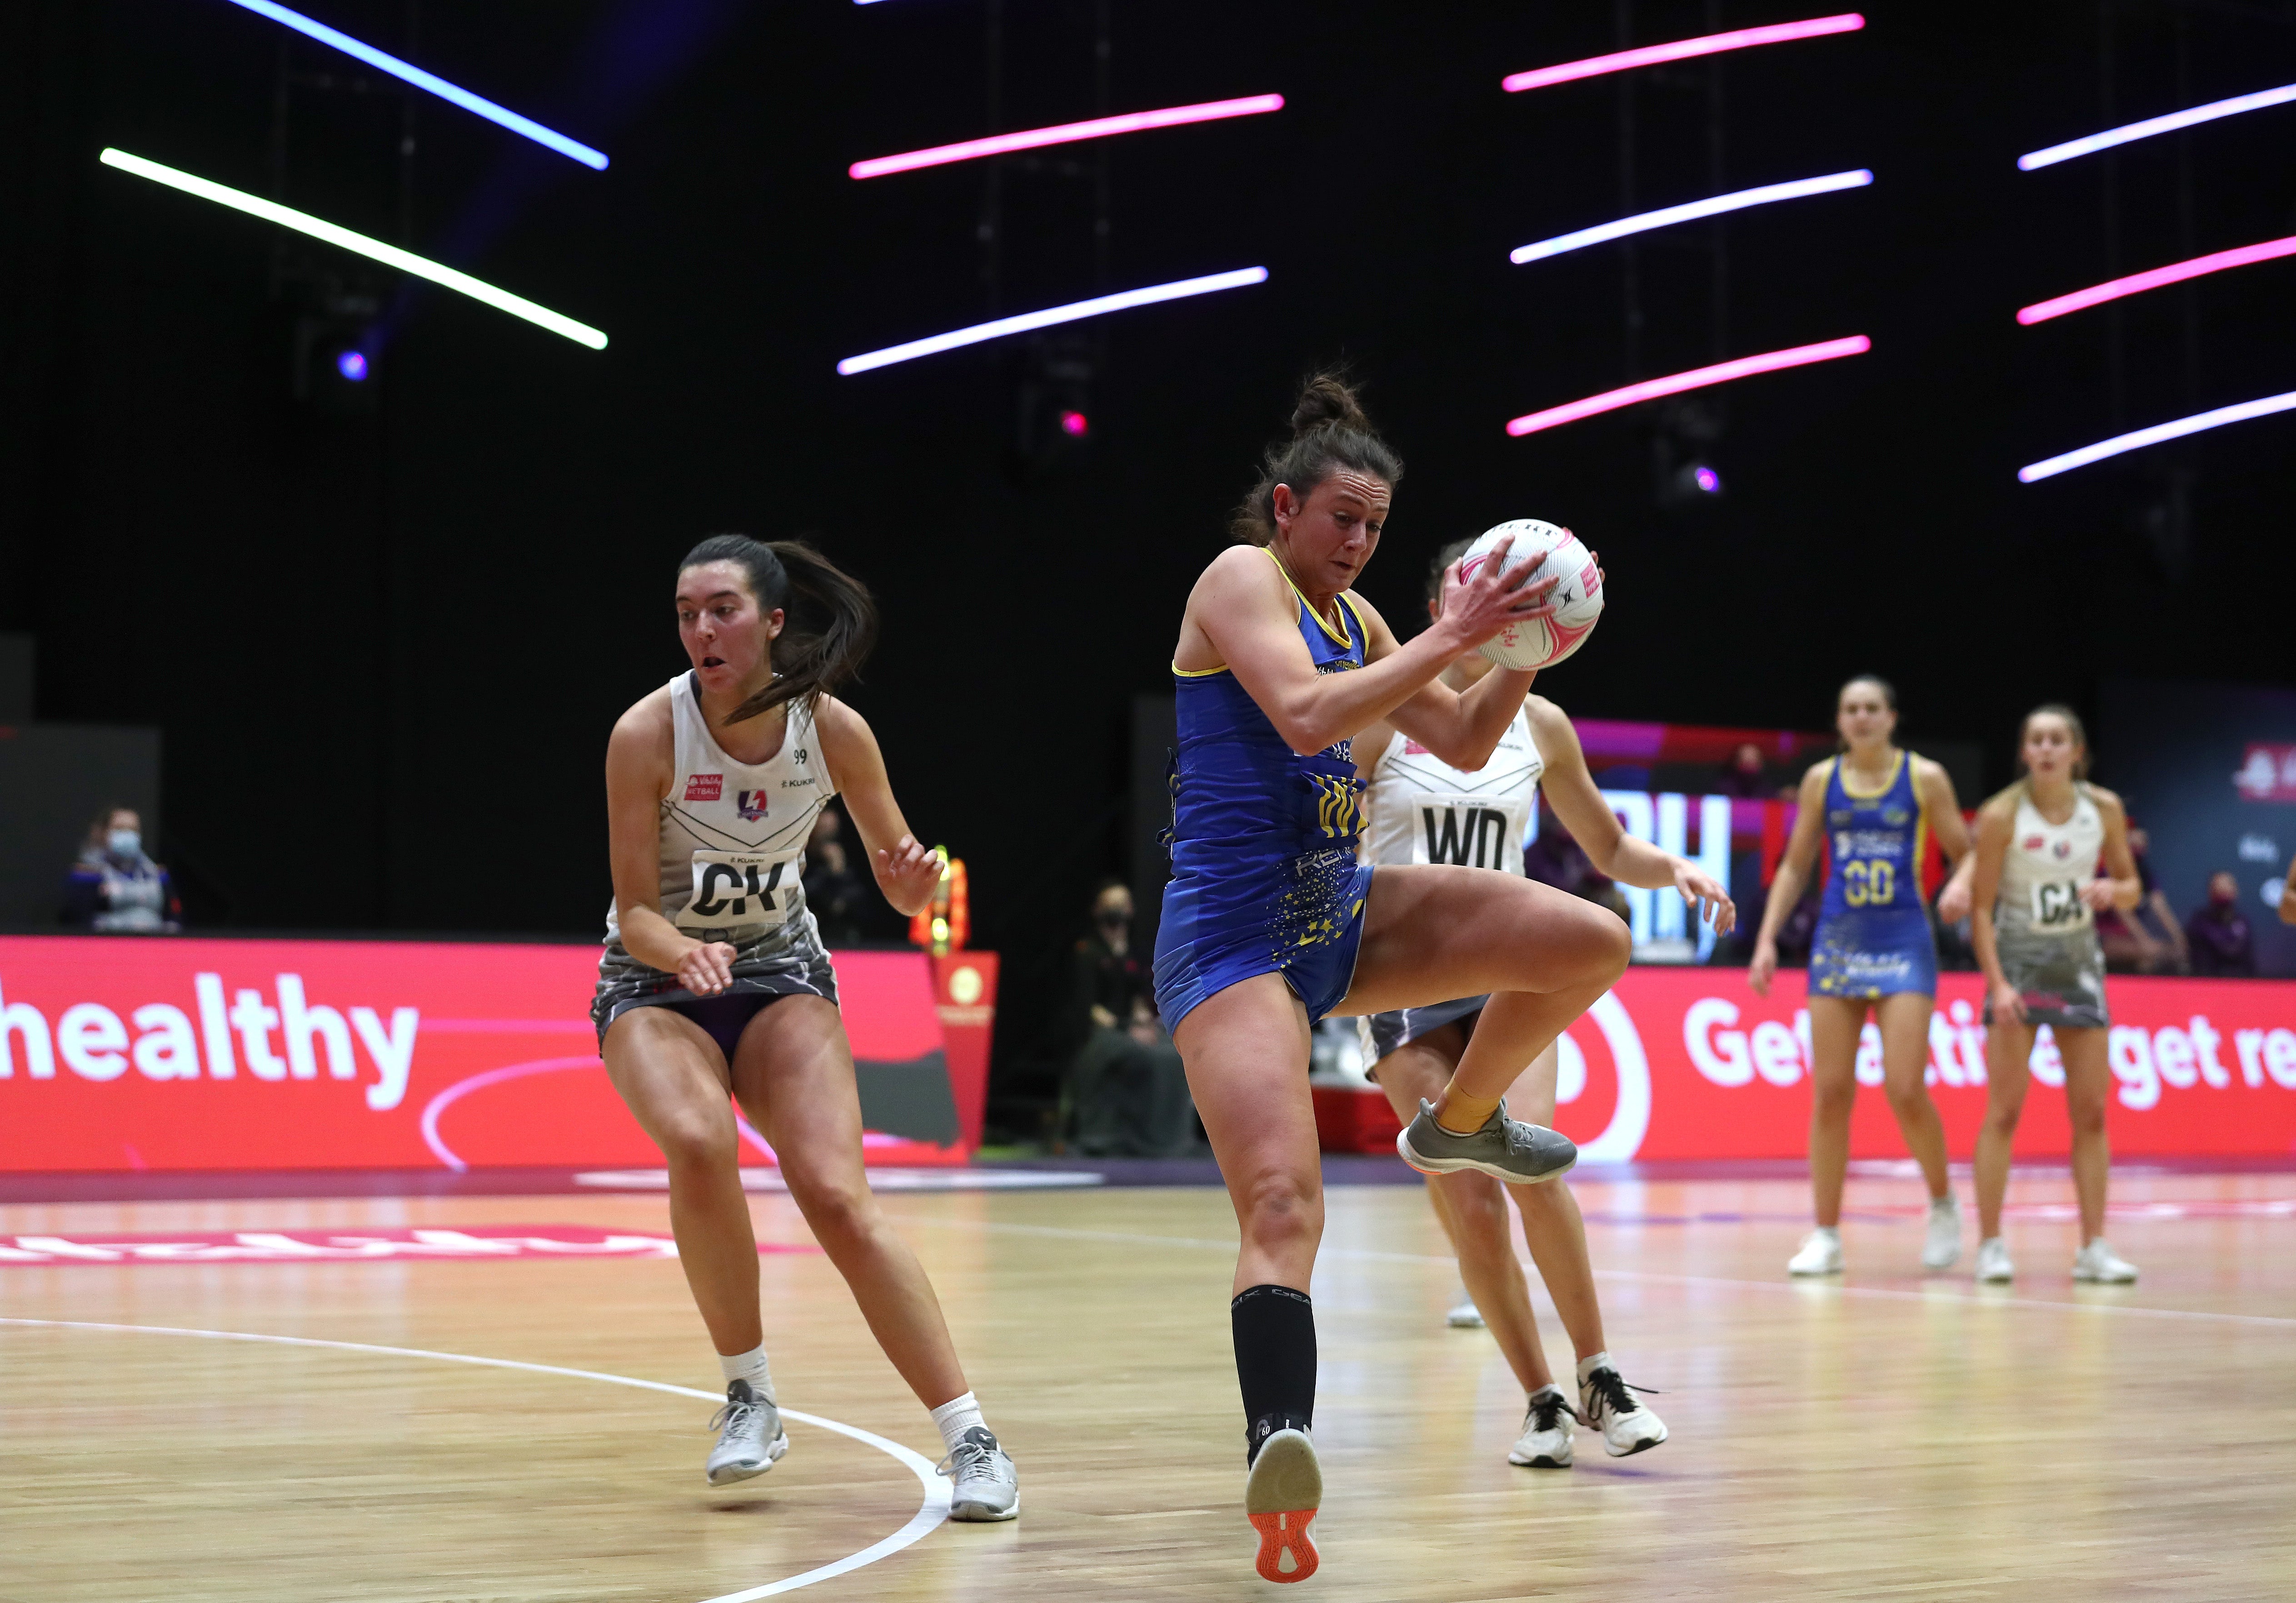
[815,696,941,918]
[1191,539,1551,760]
[1531,699,1736,935]
[1747,762,1831,995]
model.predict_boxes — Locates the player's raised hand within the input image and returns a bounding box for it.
[877,834,944,917]
[1440,537,1561,650]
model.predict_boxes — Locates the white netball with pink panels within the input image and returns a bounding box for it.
[1458,520,1605,671]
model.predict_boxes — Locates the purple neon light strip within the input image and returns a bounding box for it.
[1502,13,1864,94]
[1506,336,1870,437]
[2017,389,2296,482]
[851,94,1283,179]
[2017,234,2296,324]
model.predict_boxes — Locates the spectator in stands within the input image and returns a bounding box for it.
[1065,881,1194,1156]
[2096,826,2188,973]
[800,804,868,945]
[61,806,178,933]
[2282,859,2296,927]
[1714,741,1774,800]
[2185,871,2255,977]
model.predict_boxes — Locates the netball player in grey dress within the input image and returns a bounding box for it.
[594,535,1018,1516]
[1949,704,2143,1285]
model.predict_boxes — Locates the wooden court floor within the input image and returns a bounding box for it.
[4,1168,2292,1603]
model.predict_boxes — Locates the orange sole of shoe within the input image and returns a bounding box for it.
[1248,1508,1319,1583]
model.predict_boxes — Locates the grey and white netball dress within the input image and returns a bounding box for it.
[1356,707,1543,1062]
[593,676,836,1049]
[1986,786,2110,1031]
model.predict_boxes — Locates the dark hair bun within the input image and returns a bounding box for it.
[1290,372,1370,438]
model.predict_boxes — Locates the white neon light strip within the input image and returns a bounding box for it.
[2017,390,2296,482]
[2017,234,2296,324]
[1506,335,1869,436]
[2019,82,2296,170]
[836,267,1267,374]
[851,95,1283,179]
[1502,13,1864,93]
[1511,169,1871,264]
[99,149,608,349]
[222,0,607,169]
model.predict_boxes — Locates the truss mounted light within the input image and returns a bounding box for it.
[2017,82,2296,171]
[1506,336,1869,437]
[2017,390,2296,482]
[100,149,607,348]
[1512,169,1871,264]
[1502,13,1864,94]
[2016,234,2296,324]
[851,95,1284,179]
[222,0,607,169]
[837,268,1266,375]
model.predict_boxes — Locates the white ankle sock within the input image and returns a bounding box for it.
[1575,1351,1614,1386]
[930,1391,987,1452]
[718,1344,774,1400]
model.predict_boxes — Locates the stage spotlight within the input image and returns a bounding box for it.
[1059,409,1090,438]
[336,350,369,382]
[1693,465,1722,494]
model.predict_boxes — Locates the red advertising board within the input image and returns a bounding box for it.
[1538,968,2296,1161]
[0,936,987,1173]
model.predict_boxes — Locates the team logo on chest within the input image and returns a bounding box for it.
[737,789,769,822]
[685,773,723,802]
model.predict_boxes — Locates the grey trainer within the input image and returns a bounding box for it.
[938,1426,1020,1521]
[705,1379,789,1486]
[1397,1097,1577,1184]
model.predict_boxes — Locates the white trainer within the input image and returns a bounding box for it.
[1446,1284,1485,1329]
[1787,1227,1843,1276]
[1578,1362,1667,1458]
[938,1426,1020,1521]
[1922,1195,1963,1271]
[1507,1384,1576,1468]
[2072,1238,2139,1284]
[1974,1236,2015,1283]
[705,1379,789,1486]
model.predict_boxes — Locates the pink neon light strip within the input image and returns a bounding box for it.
[1505,336,1870,437]
[851,94,1283,179]
[1502,13,1863,93]
[2017,234,2296,325]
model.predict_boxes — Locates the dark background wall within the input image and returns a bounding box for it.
[6,1,2295,1092]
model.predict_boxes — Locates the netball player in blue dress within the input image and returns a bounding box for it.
[1749,676,1973,1278]
[1158,376,1632,1581]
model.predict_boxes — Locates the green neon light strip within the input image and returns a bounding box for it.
[100,148,607,350]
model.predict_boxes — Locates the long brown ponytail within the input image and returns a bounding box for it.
[678,534,880,725]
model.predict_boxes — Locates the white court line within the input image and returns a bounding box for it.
[0,1319,950,1602]
[876,1214,2296,1330]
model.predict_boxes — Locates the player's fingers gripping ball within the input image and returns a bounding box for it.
[1458,520,1605,670]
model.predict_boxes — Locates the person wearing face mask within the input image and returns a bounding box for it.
[62,807,179,933]
[1064,881,1193,1156]
[2184,871,2256,977]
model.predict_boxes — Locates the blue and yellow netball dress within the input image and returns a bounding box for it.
[1807,751,1938,999]
[1153,550,1375,1030]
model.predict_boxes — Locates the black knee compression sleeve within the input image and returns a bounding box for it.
[1232,1284,1316,1462]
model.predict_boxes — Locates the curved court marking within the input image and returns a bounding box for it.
[877,1215,2296,1330]
[419,1055,604,1172]
[0,1318,950,1603]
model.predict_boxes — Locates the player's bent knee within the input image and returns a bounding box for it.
[655,1113,738,1174]
[1239,1170,1324,1250]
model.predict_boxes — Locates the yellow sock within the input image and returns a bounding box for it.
[1433,1089,1502,1135]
